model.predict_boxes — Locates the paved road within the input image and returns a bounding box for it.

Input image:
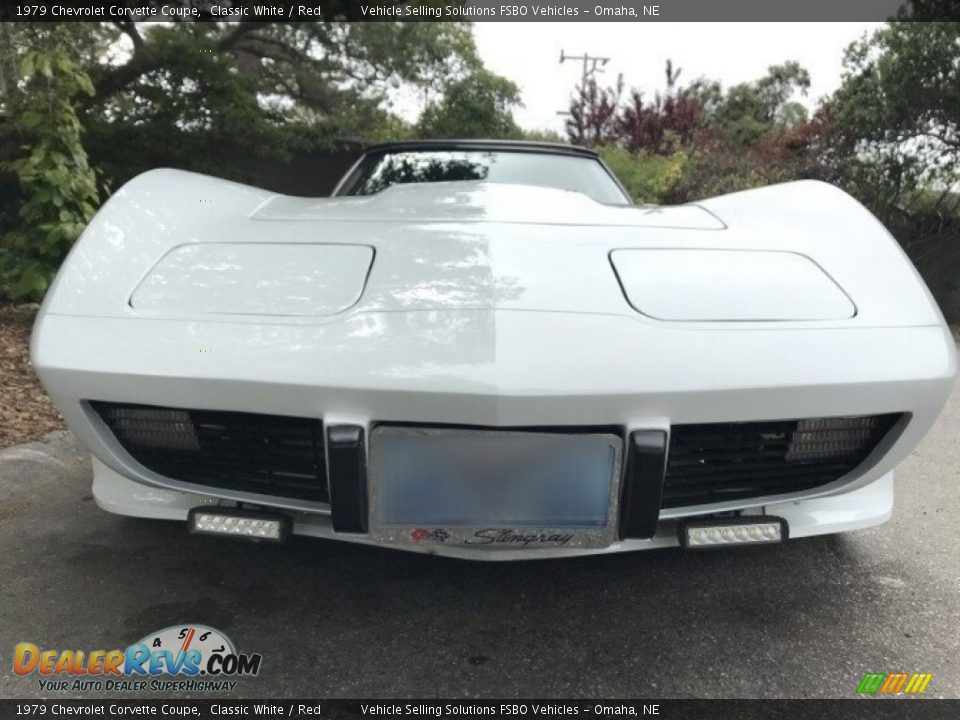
[1,380,957,700]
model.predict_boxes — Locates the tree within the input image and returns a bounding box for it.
[565,60,812,155]
[2,22,497,188]
[827,21,960,214]
[0,27,99,300]
[0,21,517,300]
[615,61,704,155]
[561,60,824,203]
[565,79,619,146]
[693,62,811,146]
[416,68,521,139]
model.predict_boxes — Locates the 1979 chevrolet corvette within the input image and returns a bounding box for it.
[31,140,957,559]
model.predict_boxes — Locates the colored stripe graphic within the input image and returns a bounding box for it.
[905,674,933,694]
[857,673,885,694]
[857,672,932,695]
[883,673,908,693]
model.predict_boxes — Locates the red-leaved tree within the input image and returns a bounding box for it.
[566,61,706,154]
[565,79,619,146]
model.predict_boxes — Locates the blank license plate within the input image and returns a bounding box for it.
[368,427,623,550]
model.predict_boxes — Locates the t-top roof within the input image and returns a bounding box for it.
[361,139,599,159]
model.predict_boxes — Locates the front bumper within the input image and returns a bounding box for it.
[34,313,954,514]
[33,311,954,558]
[91,457,895,560]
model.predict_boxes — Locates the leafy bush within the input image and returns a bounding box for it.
[597,145,688,204]
[0,36,99,301]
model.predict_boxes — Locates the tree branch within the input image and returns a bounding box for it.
[86,53,156,108]
[112,20,143,51]
[217,22,274,52]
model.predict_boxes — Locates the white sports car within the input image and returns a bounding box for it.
[31,140,956,559]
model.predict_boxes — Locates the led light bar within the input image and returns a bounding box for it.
[785,415,879,462]
[680,517,787,550]
[188,507,290,543]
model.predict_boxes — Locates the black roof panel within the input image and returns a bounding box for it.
[362,139,598,159]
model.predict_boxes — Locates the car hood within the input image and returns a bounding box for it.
[42,169,944,329]
[252,179,724,228]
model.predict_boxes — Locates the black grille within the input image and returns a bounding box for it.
[91,402,328,502]
[663,414,902,508]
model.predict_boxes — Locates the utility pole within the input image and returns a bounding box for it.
[557,50,611,116]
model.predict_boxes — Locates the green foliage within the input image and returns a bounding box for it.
[1,22,507,190]
[570,60,818,205]
[521,129,568,144]
[674,150,795,201]
[596,145,687,204]
[80,22,490,184]
[1,19,956,319]
[0,31,99,301]
[821,20,960,319]
[690,62,811,146]
[827,21,960,217]
[416,68,522,139]
[0,21,522,301]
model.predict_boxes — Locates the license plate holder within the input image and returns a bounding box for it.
[368,426,623,551]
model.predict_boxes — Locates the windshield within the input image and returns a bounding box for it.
[336,149,631,205]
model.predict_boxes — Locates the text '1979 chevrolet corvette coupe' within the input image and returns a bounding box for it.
[31,140,956,559]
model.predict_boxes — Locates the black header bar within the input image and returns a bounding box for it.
[1,0,954,23]
[1,699,959,719]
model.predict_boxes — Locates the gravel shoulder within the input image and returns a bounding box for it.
[0,305,64,447]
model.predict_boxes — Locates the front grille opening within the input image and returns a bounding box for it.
[663,413,902,508]
[91,402,328,503]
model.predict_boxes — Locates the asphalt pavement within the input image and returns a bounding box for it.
[1,378,957,700]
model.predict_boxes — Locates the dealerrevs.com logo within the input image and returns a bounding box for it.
[13,624,261,693]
